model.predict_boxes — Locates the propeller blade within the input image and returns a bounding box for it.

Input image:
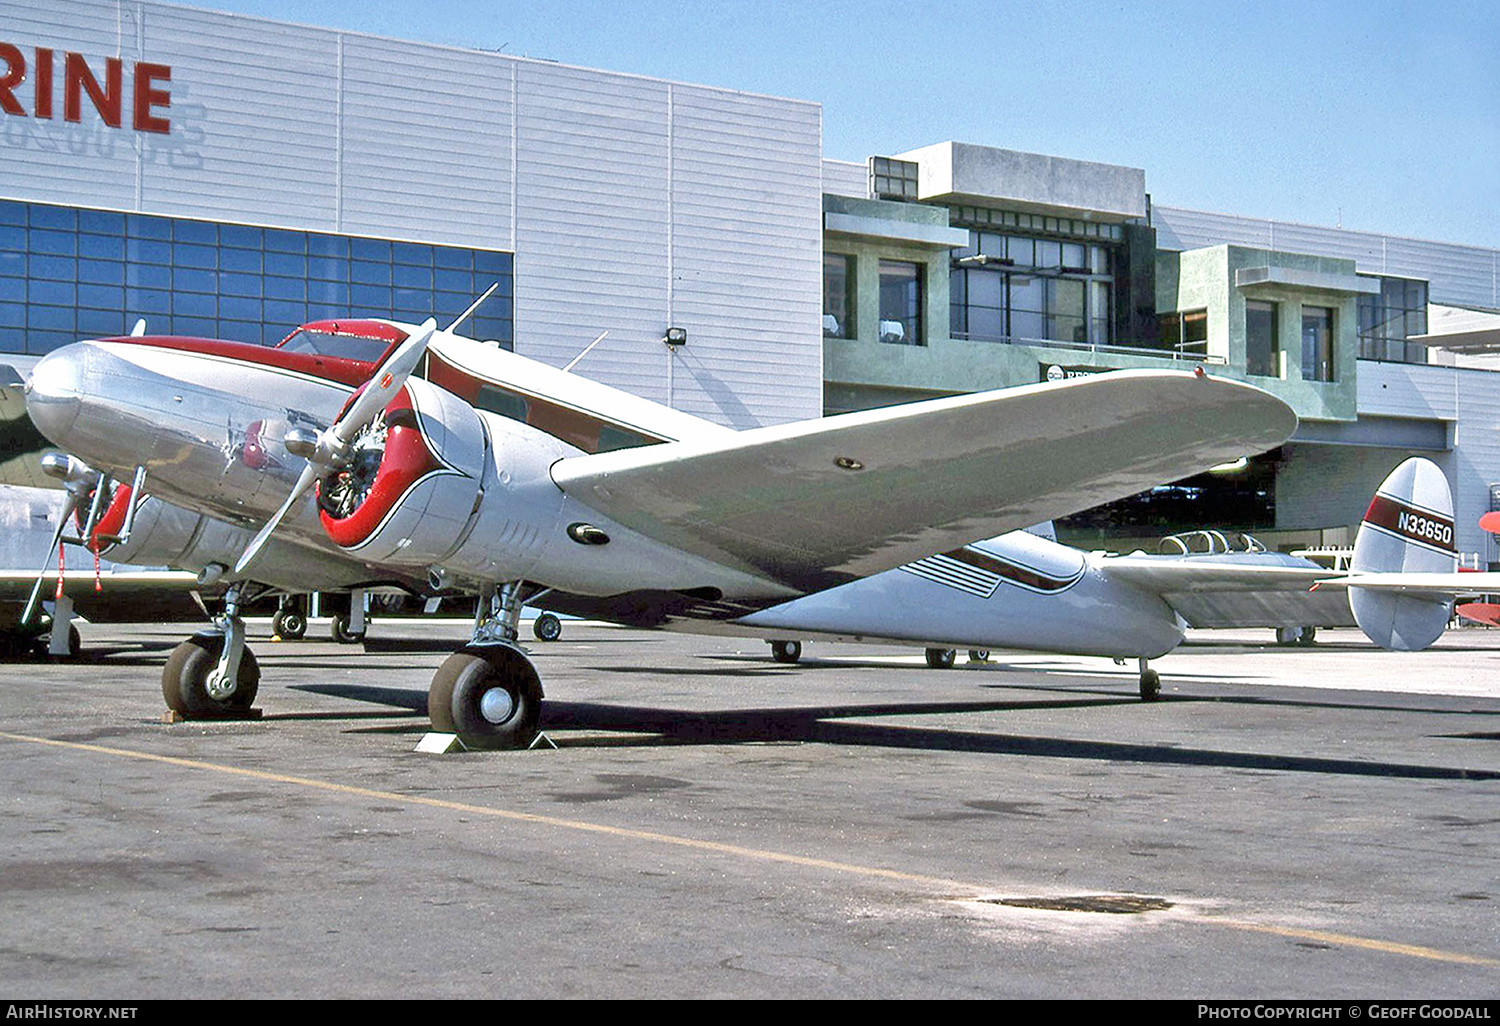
[332,318,437,448]
[233,461,321,575]
[21,491,83,625]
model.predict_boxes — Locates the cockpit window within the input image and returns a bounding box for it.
[277,329,396,363]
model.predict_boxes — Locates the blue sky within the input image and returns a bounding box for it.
[193,0,1497,248]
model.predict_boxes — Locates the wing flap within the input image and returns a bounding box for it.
[552,370,1296,592]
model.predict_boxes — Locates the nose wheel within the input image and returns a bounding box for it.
[162,582,262,719]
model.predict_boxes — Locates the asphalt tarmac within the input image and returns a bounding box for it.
[1,619,1497,1000]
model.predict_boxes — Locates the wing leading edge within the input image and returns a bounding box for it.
[552,370,1298,593]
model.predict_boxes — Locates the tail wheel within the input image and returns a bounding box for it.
[162,635,260,718]
[924,647,956,669]
[429,646,543,751]
[532,613,563,642]
[272,609,307,640]
[770,640,802,664]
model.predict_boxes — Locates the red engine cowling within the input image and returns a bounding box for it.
[315,378,485,565]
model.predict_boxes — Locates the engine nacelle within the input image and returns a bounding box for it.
[315,378,485,565]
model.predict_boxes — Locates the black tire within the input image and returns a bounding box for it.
[33,623,82,660]
[925,647,956,669]
[532,613,563,642]
[1139,667,1162,702]
[1297,626,1317,647]
[161,635,260,718]
[770,639,802,664]
[273,609,307,640]
[331,614,365,644]
[429,646,543,751]
[967,649,990,663]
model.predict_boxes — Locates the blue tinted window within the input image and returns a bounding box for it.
[173,268,218,293]
[263,229,304,254]
[435,269,474,294]
[220,295,262,321]
[263,275,306,302]
[219,224,263,249]
[30,206,76,231]
[350,284,392,310]
[174,292,216,317]
[171,316,216,336]
[0,251,23,277]
[0,227,24,255]
[265,251,306,278]
[433,247,472,271]
[0,201,26,226]
[79,234,125,261]
[30,230,77,257]
[393,264,432,290]
[393,241,432,266]
[394,288,432,311]
[125,288,171,315]
[30,256,77,282]
[306,255,344,281]
[0,301,23,327]
[127,238,172,265]
[306,234,348,259]
[0,277,22,301]
[29,304,75,330]
[78,259,125,286]
[27,329,76,354]
[126,264,172,290]
[306,279,349,307]
[173,220,216,245]
[220,248,262,274]
[220,272,262,298]
[474,251,512,274]
[78,209,125,235]
[350,260,390,286]
[219,320,260,343]
[78,308,127,336]
[78,283,124,310]
[350,237,391,262]
[127,214,171,240]
[173,243,217,269]
[264,300,308,326]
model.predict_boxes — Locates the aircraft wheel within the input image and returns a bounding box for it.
[331,614,365,644]
[1297,626,1317,647]
[770,640,802,664]
[532,613,563,642]
[33,623,82,660]
[925,647,956,669]
[1139,667,1161,702]
[967,649,990,663]
[429,646,543,751]
[161,636,260,718]
[1275,626,1302,646]
[272,609,307,640]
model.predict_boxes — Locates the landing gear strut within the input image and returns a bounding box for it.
[429,582,549,750]
[162,582,261,718]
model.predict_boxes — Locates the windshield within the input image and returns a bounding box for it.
[277,327,399,363]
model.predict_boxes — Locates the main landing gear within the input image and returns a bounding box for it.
[161,582,262,719]
[428,582,550,750]
[1138,657,1161,701]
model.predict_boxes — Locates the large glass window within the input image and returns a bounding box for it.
[1162,309,1208,357]
[878,260,922,345]
[1358,276,1428,363]
[1301,306,1335,382]
[948,225,1115,347]
[823,254,852,339]
[0,199,515,354]
[1245,300,1279,377]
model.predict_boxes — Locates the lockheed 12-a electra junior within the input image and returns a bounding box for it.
[18,308,1298,749]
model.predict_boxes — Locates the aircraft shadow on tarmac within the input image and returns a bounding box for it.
[287,677,1500,782]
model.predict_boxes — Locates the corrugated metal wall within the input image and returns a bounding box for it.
[1,0,823,428]
[1155,206,1499,310]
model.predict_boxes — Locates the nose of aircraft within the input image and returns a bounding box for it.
[25,342,91,445]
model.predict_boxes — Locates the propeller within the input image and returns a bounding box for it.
[20,454,104,625]
[232,318,438,575]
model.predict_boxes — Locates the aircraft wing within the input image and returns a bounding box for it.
[0,569,209,622]
[1101,558,1334,593]
[551,370,1297,593]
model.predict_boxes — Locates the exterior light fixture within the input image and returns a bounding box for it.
[663,327,687,347]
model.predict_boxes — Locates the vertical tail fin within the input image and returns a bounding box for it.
[1348,457,1456,650]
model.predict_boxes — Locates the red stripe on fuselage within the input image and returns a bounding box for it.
[99,335,379,388]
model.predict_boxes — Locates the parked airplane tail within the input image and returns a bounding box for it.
[1348,457,1456,651]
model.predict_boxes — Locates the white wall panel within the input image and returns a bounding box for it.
[1156,205,1498,309]
[822,159,867,199]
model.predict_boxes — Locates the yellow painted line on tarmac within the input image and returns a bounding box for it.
[4,729,1496,968]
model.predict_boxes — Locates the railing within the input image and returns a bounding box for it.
[950,331,1228,364]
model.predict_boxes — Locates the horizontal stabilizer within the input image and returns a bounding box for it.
[553,370,1296,592]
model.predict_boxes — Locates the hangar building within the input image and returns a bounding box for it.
[3,0,1499,569]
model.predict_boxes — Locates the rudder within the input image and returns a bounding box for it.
[1348,457,1455,650]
